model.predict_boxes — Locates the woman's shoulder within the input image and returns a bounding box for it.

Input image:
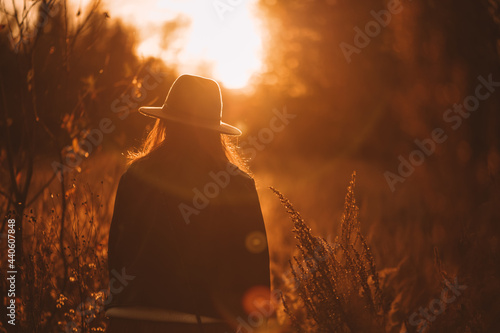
[122,158,255,191]
[117,158,156,191]
[120,158,161,188]
[224,162,254,182]
[120,161,141,181]
[124,152,165,177]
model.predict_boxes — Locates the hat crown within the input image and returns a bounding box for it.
[165,74,222,122]
[138,74,241,136]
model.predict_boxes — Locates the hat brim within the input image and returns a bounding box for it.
[139,106,242,136]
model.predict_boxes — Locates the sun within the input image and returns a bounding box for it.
[119,0,263,90]
[196,13,262,89]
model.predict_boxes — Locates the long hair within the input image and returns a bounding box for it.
[127,119,249,174]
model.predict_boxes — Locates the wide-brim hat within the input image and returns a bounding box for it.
[139,74,242,136]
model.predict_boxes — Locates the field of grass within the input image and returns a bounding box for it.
[1,147,499,332]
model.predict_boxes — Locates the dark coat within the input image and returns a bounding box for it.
[107,145,270,323]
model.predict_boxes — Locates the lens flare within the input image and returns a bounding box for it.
[242,285,272,316]
[245,231,267,253]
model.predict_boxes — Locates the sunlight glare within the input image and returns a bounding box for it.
[106,0,263,89]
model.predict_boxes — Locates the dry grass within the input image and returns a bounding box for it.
[268,171,497,333]
[0,154,124,332]
[1,155,498,332]
[271,172,387,332]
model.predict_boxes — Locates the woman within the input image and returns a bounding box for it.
[106,74,271,333]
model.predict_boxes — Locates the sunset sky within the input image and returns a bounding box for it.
[99,0,264,89]
[4,0,264,88]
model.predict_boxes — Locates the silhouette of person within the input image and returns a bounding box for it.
[106,74,271,333]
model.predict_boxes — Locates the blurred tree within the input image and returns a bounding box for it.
[0,1,143,329]
[256,0,500,330]
[0,0,184,329]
